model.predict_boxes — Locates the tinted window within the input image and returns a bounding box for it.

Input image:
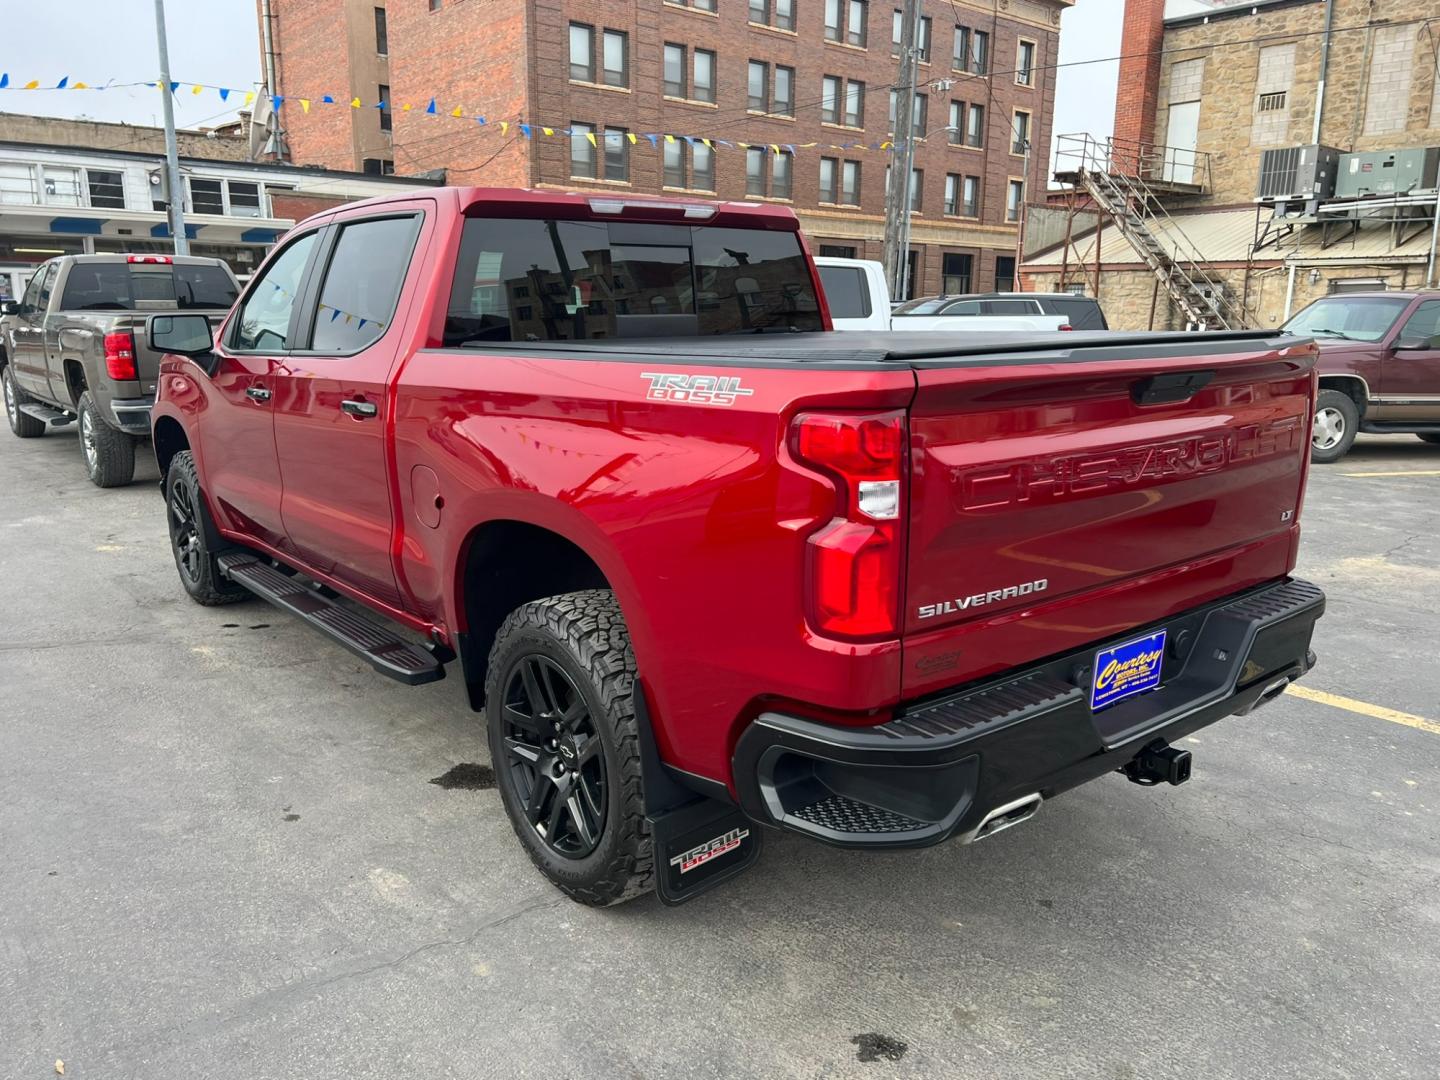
[1045,296,1105,330]
[310,216,420,352]
[36,264,58,310]
[1399,301,1440,345]
[58,263,236,311]
[982,299,1040,314]
[233,233,318,351]
[445,217,822,343]
[817,265,871,319]
[894,298,949,315]
[20,266,48,312]
[1283,296,1410,342]
[939,300,984,315]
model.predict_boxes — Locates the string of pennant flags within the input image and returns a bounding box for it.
[0,72,908,155]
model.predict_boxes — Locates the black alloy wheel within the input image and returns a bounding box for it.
[169,476,205,587]
[500,653,608,859]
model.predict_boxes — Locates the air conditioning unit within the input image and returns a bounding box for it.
[1256,145,1340,201]
[1334,148,1440,199]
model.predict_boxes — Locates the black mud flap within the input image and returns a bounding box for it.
[649,798,763,906]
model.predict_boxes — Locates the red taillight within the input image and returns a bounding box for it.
[1059,324,1074,331]
[104,331,137,380]
[127,255,172,264]
[792,410,905,640]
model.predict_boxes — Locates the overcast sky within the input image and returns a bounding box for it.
[1,0,1122,152]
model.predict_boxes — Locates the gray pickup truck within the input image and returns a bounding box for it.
[0,253,238,486]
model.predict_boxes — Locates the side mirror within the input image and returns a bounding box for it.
[148,313,219,376]
[1,301,20,316]
[1394,337,1435,352]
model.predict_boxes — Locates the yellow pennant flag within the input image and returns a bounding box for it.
[191,84,203,95]
[402,103,413,111]
[664,134,676,143]
[542,126,554,136]
[350,97,362,108]
[880,140,893,150]
[737,142,750,149]
[585,132,596,146]
[701,138,713,149]
[243,91,255,106]
[500,121,509,134]
[626,132,637,144]
[770,143,780,153]
[23,80,39,90]
[452,106,464,118]
[299,99,311,113]
[72,81,89,90]
[345,314,353,324]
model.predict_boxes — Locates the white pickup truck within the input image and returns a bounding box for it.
[814,257,1070,332]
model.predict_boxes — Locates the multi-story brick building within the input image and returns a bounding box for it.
[1023,0,1440,330]
[263,0,1072,297]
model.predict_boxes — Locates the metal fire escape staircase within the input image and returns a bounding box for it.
[1055,135,1249,330]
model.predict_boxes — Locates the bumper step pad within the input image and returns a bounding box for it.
[216,553,444,685]
[789,794,926,835]
[18,403,74,427]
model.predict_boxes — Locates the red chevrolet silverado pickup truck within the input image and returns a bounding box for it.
[147,188,1325,906]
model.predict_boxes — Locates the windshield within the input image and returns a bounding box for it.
[58,262,238,312]
[1282,296,1411,342]
[445,217,823,343]
[893,298,949,315]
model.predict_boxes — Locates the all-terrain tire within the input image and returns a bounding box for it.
[1311,389,1360,464]
[485,590,654,906]
[3,365,46,438]
[78,392,136,487]
[165,450,248,606]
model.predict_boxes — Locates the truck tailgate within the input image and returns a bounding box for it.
[901,336,1316,698]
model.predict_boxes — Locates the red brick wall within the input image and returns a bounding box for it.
[386,0,533,186]
[270,191,359,224]
[1113,0,1165,155]
[266,0,359,169]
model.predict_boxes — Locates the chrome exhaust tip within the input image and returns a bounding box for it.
[961,793,1042,844]
[1236,675,1292,716]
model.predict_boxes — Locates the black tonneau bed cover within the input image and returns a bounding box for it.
[455,330,1308,367]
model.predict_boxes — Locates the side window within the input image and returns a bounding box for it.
[1399,301,1440,346]
[232,232,318,352]
[35,264,59,312]
[20,266,48,312]
[309,215,421,353]
[942,300,983,315]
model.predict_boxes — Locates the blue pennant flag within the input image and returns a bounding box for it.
[476,116,486,124]
[425,98,436,114]
[519,123,532,138]
[0,74,8,89]
[169,81,180,93]
[321,94,335,104]
[219,87,230,101]
[375,100,385,110]
[330,309,341,322]
[357,319,367,330]
[271,95,282,112]
[683,135,696,146]
[644,133,658,147]
[56,76,69,89]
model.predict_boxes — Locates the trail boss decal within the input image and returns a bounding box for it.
[917,578,1048,620]
[669,827,751,874]
[1090,630,1167,710]
[641,372,755,406]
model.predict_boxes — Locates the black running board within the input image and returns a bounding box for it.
[216,553,445,685]
[18,402,74,427]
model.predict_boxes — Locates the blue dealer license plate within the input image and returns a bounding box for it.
[1091,630,1167,711]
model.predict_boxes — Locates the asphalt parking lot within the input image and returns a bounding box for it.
[2,427,1438,1080]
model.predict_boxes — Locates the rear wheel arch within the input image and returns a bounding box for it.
[1317,375,1369,417]
[455,519,639,709]
[63,359,86,406]
[152,416,191,481]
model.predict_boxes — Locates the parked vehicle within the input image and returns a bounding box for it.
[896,291,1110,330]
[0,253,238,486]
[818,258,1070,332]
[1281,291,1440,462]
[148,188,1325,907]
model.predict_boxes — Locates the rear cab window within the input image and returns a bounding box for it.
[817,266,872,320]
[1047,297,1105,330]
[445,217,822,344]
[58,261,237,311]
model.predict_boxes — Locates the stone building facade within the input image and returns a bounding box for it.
[263,0,1072,298]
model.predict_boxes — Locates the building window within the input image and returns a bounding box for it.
[751,0,794,30]
[361,158,395,175]
[85,169,125,210]
[942,253,972,293]
[944,173,961,215]
[228,181,262,216]
[373,7,388,54]
[774,65,795,115]
[995,255,1016,291]
[746,148,793,197]
[189,177,224,215]
[827,76,864,125]
[891,11,931,61]
[428,0,441,10]
[1257,91,1286,112]
[748,61,769,111]
[821,157,840,203]
[888,90,927,131]
[664,139,687,188]
[1064,282,1087,296]
[664,43,687,98]
[692,142,715,191]
[570,23,595,82]
[694,48,717,102]
[841,160,861,204]
[570,122,597,179]
[1251,44,1295,145]
[844,80,865,127]
[378,84,392,131]
[890,166,922,211]
[604,127,630,181]
[1012,110,1031,155]
[1006,179,1024,222]
[952,25,969,70]
[1016,40,1036,86]
[825,0,842,41]
[820,244,858,258]
[822,76,842,123]
[603,30,629,88]
[962,174,979,217]
[826,0,868,46]
[41,166,81,206]
[966,102,984,147]
[948,101,963,144]
[971,29,989,74]
[772,150,793,199]
[672,0,718,9]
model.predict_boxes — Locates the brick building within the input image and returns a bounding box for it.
[263,0,1072,297]
[1023,0,1440,330]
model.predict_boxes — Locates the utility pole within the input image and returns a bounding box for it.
[259,0,287,159]
[152,0,188,255]
[1012,138,1031,291]
[882,0,922,302]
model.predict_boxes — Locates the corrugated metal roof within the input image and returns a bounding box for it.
[1023,206,1438,268]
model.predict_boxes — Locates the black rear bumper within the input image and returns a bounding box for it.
[731,578,1325,848]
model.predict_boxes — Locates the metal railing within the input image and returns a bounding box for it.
[1054,133,1212,194]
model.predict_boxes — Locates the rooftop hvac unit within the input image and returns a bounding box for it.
[1256,145,1340,201]
[1334,148,1440,199]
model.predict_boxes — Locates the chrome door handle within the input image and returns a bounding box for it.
[341,398,377,418]
[246,386,271,402]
